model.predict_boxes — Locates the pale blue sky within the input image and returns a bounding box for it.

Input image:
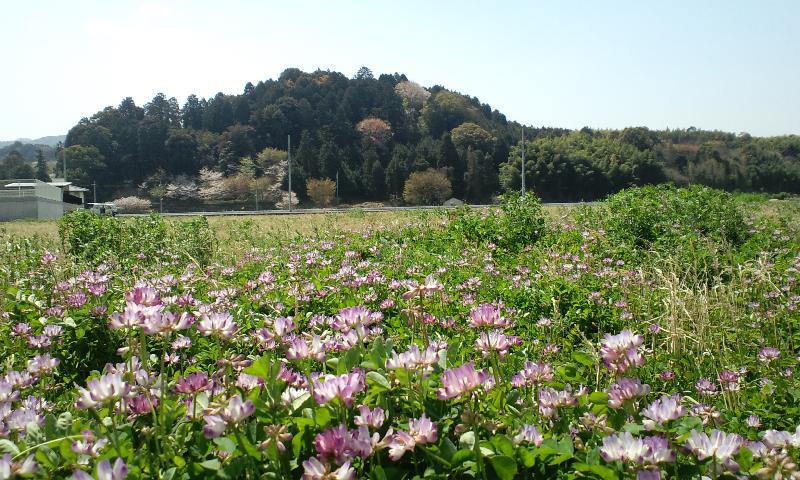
[2,0,799,139]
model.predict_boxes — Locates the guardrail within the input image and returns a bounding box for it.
[117,202,591,217]
[118,204,492,217]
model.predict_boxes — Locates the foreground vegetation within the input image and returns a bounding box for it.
[0,186,798,479]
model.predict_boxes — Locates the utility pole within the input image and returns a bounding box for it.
[336,170,339,205]
[92,181,97,203]
[287,135,292,212]
[63,148,67,181]
[521,127,526,195]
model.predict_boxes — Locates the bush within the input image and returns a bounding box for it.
[58,211,215,267]
[601,185,750,250]
[172,216,216,266]
[58,210,123,264]
[112,196,151,213]
[403,169,452,205]
[447,192,546,251]
[306,178,337,207]
[223,174,256,201]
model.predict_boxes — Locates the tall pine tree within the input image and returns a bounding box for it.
[438,133,464,198]
[35,148,51,182]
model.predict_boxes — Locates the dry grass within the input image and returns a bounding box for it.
[0,219,61,240]
[0,209,450,243]
[0,205,576,241]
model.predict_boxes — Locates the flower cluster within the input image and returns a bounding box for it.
[203,395,255,438]
[600,330,645,374]
[436,362,493,400]
[312,371,366,407]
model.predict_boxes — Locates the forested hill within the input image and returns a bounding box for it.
[49,67,799,203]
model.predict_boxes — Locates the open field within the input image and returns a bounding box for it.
[0,187,798,479]
[0,204,579,241]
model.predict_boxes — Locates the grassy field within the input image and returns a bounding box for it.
[0,189,798,479]
[0,204,578,241]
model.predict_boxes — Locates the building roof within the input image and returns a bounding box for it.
[3,182,37,188]
[4,181,74,188]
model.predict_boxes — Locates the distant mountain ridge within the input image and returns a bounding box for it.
[10,67,798,200]
[0,135,65,148]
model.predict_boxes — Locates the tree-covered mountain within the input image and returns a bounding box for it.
[0,142,57,162]
[42,67,800,203]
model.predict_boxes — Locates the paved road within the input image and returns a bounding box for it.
[119,202,592,217]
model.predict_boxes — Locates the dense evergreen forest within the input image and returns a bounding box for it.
[4,67,799,203]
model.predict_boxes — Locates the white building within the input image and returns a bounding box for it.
[0,179,85,221]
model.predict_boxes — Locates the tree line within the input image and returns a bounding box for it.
[4,67,798,202]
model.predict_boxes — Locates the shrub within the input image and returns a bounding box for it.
[306,178,337,207]
[58,211,215,266]
[403,169,452,205]
[447,192,546,251]
[172,216,216,265]
[223,173,256,201]
[601,184,750,249]
[112,196,151,213]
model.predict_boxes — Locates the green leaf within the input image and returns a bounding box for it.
[557,364,580,382]
[556,436,574,456]
[200,459,221,470]
[490,455,518,480]
[289,392,311,413]
[213,437,237,454]
[370,466,388,480]
[0,439,19,455]
[56,412,73,433]
[440,438,458,461]
[490,435,515,457]
[674,416,703,436]
[38,445,60,468]
[312,407,332,428]
[326,358,340,370]
[573,351,595,367]
[370,337,387,367]
[450,449,474,466]
[237,433,262,460]
[366,371,391,391]
[26,421,45,444]
[339,348,362,374]
[574,463,619,480]
[459,431,475,451]
[622,423,645,435]
[479,442,495,457]
[588,391,609,404]
[244,356,276,380]
[43,414,57,438]
[736,447,754,471]
[519,448,536,468]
